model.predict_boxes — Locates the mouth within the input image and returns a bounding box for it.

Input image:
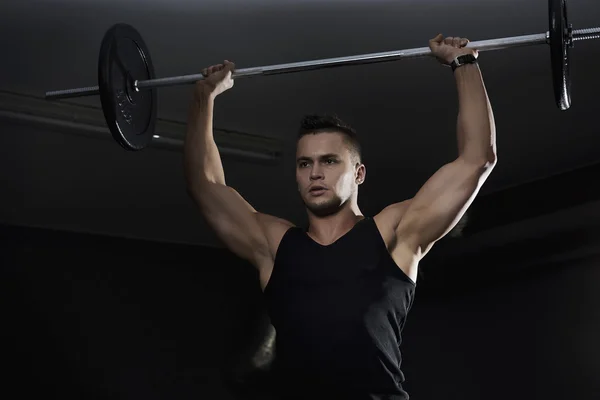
[309,186,327,196]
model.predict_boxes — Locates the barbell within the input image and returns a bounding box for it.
[45,0,599,152]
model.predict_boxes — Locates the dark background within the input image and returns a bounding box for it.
[2,0,600,398]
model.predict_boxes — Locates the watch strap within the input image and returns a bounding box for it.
[450,54,478,71]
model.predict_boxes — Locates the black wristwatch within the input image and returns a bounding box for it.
[450,54,478,72]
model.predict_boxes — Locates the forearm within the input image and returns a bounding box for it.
[184,87,226,187]
[454,63,497,164]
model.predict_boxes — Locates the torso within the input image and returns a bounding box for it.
[257,201,417,291]
[259,213,416,398]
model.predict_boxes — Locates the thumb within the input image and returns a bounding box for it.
[223,60,236,71]
[429,33,443,46]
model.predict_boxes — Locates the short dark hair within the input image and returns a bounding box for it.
[297,114,362,162]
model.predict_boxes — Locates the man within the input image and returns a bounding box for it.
[184,34,497,399]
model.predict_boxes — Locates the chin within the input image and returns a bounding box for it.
[304,197,343,217]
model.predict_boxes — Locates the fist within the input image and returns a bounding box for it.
[195,60,235,98]
[428,34,477,65]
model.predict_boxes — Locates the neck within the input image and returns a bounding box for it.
[306,200,363,245]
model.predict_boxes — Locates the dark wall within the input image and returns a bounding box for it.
[2,223,600,400]
[403,254,600,400]
[1,224,267,400]
[0,121,299,248]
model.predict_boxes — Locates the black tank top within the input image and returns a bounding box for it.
[263,217,416,399]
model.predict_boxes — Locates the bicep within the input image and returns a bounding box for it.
[397,158,495,253]
[188,181,271,265]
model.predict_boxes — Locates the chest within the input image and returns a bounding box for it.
[266,238,413,328]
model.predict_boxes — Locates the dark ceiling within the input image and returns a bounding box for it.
[1,0,599,248]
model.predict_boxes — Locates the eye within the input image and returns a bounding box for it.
[325,158,336,164]
[298,161,309,168]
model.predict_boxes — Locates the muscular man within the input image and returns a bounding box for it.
[184,34,497,399]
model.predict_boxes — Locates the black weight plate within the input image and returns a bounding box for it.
[549,0,571,110]
[98,23,157,150]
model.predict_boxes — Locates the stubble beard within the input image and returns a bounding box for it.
[303,194,345,217]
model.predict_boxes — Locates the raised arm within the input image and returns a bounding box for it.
[395,35,497,258]
[184,61,292,271]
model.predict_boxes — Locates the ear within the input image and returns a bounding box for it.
[355,163,366,185]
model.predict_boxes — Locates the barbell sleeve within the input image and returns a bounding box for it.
[45,86,100,100]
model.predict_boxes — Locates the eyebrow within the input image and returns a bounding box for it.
[296,153,340,163]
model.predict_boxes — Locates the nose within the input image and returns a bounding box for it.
[309,165,324,181]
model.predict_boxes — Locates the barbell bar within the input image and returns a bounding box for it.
[44,0,600,151]
[46,33,551,99]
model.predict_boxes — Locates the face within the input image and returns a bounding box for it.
[295,132,365,217]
